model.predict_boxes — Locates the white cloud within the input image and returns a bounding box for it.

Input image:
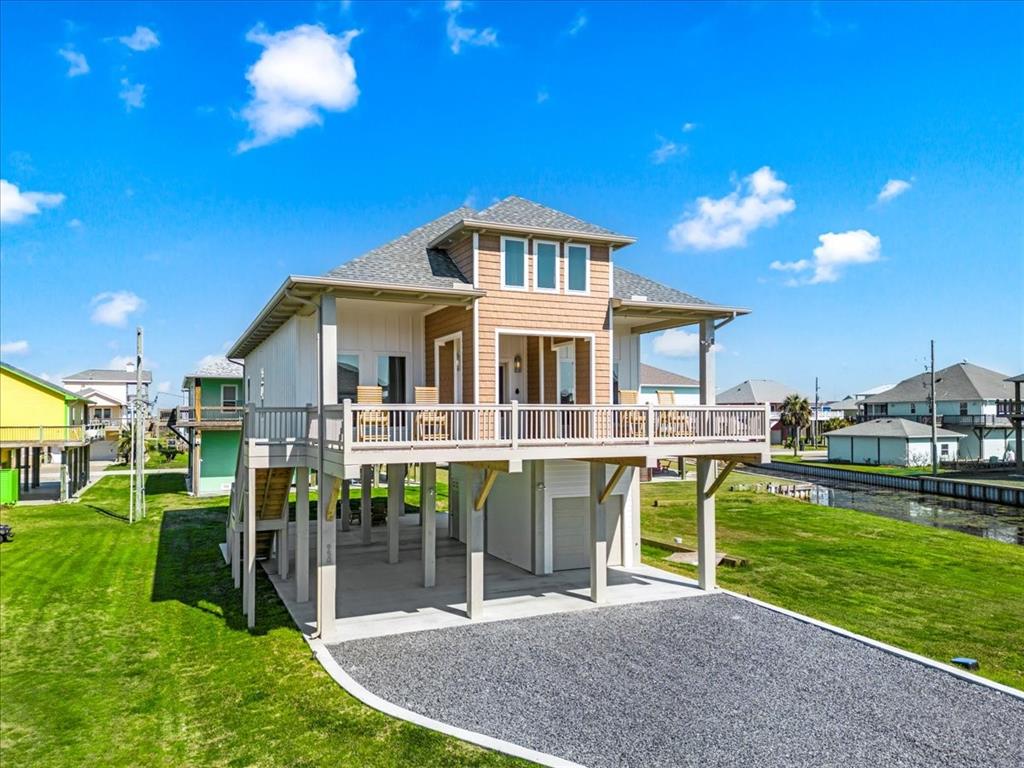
[0,340,30,355]
[90,291,145,327]
[119,26,160,52]
[652,329,724,358]
[445,1,497,54]
[68,218,83,228]
[108,355,135,371]
[58,47,89,76]
[157,381,171,393]
[668,166,795,251]
[651,135,685,165]
[119,79,146,110]
[877,178,911,203]
[238,24,360,152]
[0,179,65,224]
[682,122,697,132]
[567,11,587,36]
[536,88,549,104]
[771,229,881,285]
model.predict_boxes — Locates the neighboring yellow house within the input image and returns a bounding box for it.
[0,362,93,501]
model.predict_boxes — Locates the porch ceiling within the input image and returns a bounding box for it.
[612,298,750,334]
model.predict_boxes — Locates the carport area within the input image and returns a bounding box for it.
[329,594,1023,768]
[265,511,704,642]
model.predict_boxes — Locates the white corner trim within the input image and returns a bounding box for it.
[472,232,479,289]
[719,588,1024,701]
[307,637,585,768]
[473,302,480,402]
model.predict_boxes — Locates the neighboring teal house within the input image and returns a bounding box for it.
[177,358,244,495]
[638,363,699,405]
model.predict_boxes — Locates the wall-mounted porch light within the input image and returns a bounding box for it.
[513,354,522,373]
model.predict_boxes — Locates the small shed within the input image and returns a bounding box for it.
[825,418,962,467]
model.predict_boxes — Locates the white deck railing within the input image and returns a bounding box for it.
[241,401,769,453]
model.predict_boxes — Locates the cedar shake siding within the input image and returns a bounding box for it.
[424,305,475,402]
[475,234,612,404]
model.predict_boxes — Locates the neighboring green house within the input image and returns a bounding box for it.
[177,358,244,495]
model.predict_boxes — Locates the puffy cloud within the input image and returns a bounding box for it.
[238,24,360,152]
[445,1,497,54]
[877,178,911,203]
[58,47,89,76]
[651,136,685,165]
[0,340,30,355]
[567,11,587,36]
[682,122,697,132]
[652,329,724,358]
[771,229,881,285]
[668,166,795,250]
[119,79,146,110]
[91,291,145,327]
[0,179,65,224]
[119,26,160,52]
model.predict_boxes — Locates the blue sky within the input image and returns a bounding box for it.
[1,1,1021,404]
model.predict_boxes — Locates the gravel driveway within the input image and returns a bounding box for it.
[330,594,1024,768]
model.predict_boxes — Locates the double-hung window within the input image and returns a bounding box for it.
[501,236,527,289]
[566,243,589,293]
[222,384,238,407]
[534,240,558,292]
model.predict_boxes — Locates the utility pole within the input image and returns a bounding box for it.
[930,339,938,476]
[129,327,147,521]
[813,376,820,446]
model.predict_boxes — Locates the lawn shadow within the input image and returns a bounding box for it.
[150,504,294,637]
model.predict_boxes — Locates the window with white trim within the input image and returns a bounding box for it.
[534,241,558,291]
[221,384,238,407]
[501,236,527,289]
[566,244,589,293]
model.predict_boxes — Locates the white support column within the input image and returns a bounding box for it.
[232,527,241,588]
[386,463,404,564]
[360,464,373,545]
[466,472,484,619]
[245,466,256,627]
[340,479,351,532]
[589,462,608,603]
[296,468,310,603]
[317,473,339,642]
[421,462,436,588]
[696,459,716,590]
[699,318,715,407]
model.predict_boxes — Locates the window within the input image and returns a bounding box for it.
[501,236,527,289]
[941,443,950,458]
[566,244,589,293]
[377,356,407,404]
[910,403,916,414]
[338,354,359,402]
[222,384,238,407]
[534,241,558,291]
[960,401,968,416]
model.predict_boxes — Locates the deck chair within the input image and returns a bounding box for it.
[657,390,692,437]
[618,389,647,438]
[414,386,449,441]
[356,386,389,442]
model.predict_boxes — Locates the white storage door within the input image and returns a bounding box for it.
[552,497,588,571]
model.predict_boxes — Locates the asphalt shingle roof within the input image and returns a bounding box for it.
[186,357,243,380]
[613,266,711,306]
[717,379,805,405]
[861,362,1013,404]
[64,368,153,384]
[640,364,698,387]
[826,418,963,440]
[472,195,622,237]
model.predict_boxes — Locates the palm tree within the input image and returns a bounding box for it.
[780,394,812,456]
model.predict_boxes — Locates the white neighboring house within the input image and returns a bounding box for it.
[825,418,963,467]
[62,367,153,461]
[826,384,895,422]
[857,362,1015,461]
[717,379,806,445]
[637,363,699,405]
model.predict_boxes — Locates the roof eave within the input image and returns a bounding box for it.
[427,219,637,249]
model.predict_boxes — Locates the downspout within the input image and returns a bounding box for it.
[284,288,327,639]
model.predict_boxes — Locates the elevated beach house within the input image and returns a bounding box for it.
[62,366,153,461]
[175,357,244,495]
[0,362,93,501]
[224,197,770,637]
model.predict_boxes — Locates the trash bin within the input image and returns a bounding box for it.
[0,468,18,505]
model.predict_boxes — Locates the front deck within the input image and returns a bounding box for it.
[241,401,772,472]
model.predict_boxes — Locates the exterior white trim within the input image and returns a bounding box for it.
[565,242,590,295]
[500,235,529,291]
[608,244,615,299]
[472,232,479,289]
[533,239,560,294]
[472,303,479,403]
[433,331,463,403]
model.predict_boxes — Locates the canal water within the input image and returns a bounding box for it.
[741,467,1024,546]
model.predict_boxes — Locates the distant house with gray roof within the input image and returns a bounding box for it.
[825,418,963,467]
[717,379,806,444]
[638,364,699,405]
[177,357,244,496]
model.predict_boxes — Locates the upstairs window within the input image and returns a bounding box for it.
[337,354,359,402]
[566,244,589,293]
[501,237,527,289]
[222,384,238,407]
[377,355,407,404]
[534,241,558,291]
[960,401,968,415]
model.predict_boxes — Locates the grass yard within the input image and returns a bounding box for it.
[0,473,524,768]
[771,454,944,476]
[640,480,1024,690]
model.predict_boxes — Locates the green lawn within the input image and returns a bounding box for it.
[771,454,944,476]
[0,473,524,768]
[640,480,1024,689]
[107,450,189,470]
